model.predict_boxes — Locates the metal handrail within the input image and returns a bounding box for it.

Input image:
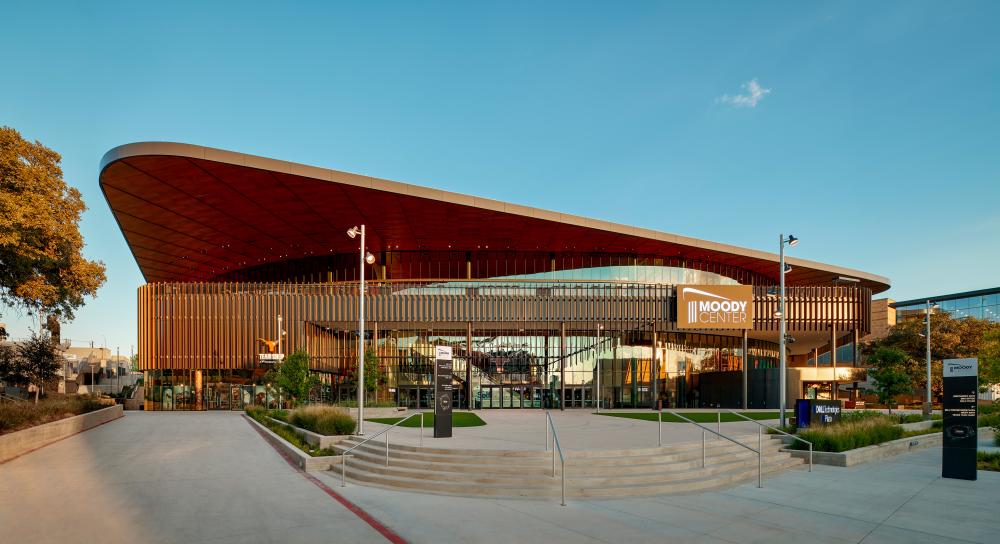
[339,411,428,487]
[726,410,812,472]
[668,411,763,488]
[544,411,566,506]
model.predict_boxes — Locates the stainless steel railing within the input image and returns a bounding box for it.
[668,411,763,488]
[726,410,813,472]
[339,411,429,487]
[544,411,567,506]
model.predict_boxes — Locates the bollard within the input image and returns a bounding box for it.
[702,430,706,468]
[757,426,763,488]
[657,410,662,447]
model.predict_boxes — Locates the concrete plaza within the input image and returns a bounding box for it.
[1,411,997,544]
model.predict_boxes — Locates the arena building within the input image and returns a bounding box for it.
[100,142,890,411]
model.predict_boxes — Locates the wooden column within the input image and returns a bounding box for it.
[560,322,566,411]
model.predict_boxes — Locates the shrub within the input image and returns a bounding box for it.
[979,412,1000,430]
[792,415,905,452]
[244,405,338,457]
[0,394,105,435]
[288,405,356,435]
[978,451,1000,472]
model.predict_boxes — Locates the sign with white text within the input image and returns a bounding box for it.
[676,285,754,329]
[942,358,977,480]
[434,346,453,438]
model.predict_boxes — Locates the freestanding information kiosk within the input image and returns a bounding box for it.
[434,345,454,438]
[942,358,977,480]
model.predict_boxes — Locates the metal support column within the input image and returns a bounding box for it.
[466,321,473,410]
[852,328,860,402]
[650,329,658,410]
[560,322,566,411]
[830,323,837,401]
[741,329,748,410]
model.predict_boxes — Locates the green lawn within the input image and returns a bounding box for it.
[367,411,486,428]
[597,411,781,424]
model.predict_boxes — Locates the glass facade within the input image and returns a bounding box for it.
[894,289,1000,323]
[497,265,739,286]
[135,269,872,411]
[144,329,780,411]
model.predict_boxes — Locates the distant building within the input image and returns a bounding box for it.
[893,287,1000,323]
[892,287,1000,402]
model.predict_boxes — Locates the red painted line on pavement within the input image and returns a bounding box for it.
[244,415,407,544]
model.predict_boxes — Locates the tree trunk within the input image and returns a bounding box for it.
[34,386,39,404]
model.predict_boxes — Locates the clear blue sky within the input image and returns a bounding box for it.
[2,1,998,351]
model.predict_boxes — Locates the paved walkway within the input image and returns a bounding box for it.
[2,411,997,544]
[364,409,779,450]
[322,446,999,543]
[0,411,389,544]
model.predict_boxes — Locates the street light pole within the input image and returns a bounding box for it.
[596,324,603,413]
[358,225,365,434]
[925,300,933,418]
[778,234,798,427]
[348,225,375,435]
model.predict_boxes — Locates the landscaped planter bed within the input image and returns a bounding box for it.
[266,416,352,449]
[244,414,340,471]
[784,431,942,467]
[0,404,123,463]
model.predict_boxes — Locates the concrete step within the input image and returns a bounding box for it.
[336,456,804,499]
[342,451,796,487]
[335,435,785,467]
[341,443,788,478]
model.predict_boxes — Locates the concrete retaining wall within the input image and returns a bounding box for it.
[343,406,409,420]
[900,420,936,432]
[785,431,943,467]
[266,416,351,449]
[0,404,124,463]
[245,415,340,472]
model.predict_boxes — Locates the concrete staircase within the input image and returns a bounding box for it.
[330,434,803,498]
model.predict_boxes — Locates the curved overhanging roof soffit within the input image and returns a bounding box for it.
[99,141,890,292]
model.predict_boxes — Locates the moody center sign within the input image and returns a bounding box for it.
[677,285,754,329]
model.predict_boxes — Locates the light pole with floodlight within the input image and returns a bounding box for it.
[924,300,939,418]
[347,225,376,435]
[778,234,798,427]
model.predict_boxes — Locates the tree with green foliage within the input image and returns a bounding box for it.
[863,312,1000,400]
[865,347,913,413]
[266,349,318,407]
[0,342,24,386]
[980,330,1000,392]
[0,127,106,321]
[0,332,61,403]
[348,349,383,402]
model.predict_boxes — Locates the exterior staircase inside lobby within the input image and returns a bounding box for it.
[330,434,804,498]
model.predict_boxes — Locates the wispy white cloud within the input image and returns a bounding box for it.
[718,79,771,108]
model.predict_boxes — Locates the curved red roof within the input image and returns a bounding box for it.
[100,142,890,292]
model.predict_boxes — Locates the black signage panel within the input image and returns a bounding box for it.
[434,346,453,438]
[794,399,842,428]
[942,358,977,480]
